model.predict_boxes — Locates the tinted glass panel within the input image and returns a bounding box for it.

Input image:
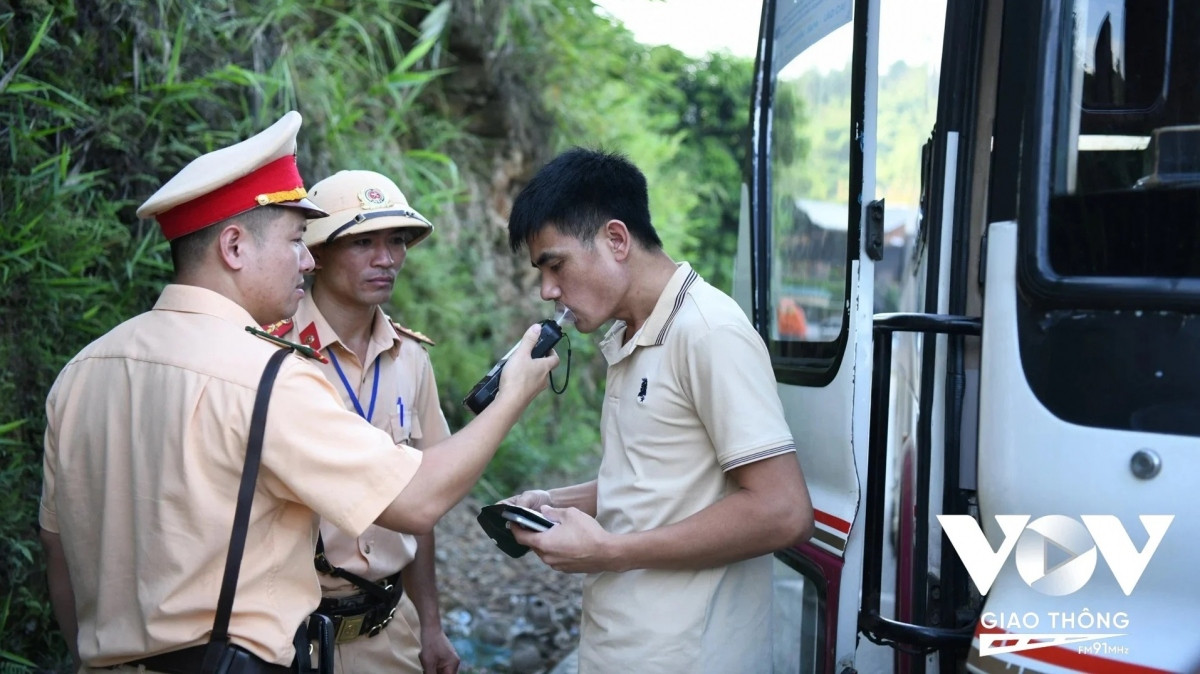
[1079,0,1168,111]
[768,5,854,344]
[1047,0,1200,279]
[874,0,945,312]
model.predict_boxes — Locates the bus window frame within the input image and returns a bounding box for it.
[1016,0,1200,312]
[751,0,866,387]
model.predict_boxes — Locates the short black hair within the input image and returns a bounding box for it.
[169,205,280,274]
[507,148,663,252]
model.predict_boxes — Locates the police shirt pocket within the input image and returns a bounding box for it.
[387,412,409,445]
[387,411,423,445]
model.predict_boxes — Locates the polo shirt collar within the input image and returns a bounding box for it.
[292,293,400,365]
[154,284,260,327]
[600,262,699,365]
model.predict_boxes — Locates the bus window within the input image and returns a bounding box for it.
[1019,0,1200,438]
[1046,0,1199,280]
[874,1,944,315]
[767,9,854,350]
[1078,0,1167,113]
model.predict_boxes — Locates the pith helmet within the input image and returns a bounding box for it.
[137,111,327,241]
[304,170,433,249]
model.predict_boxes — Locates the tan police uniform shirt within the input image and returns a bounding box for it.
[579,263,798,674]
[39,284,422,667]
[285,294,451,672]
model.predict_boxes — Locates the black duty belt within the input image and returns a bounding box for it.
[316,570,403,644]
[114,644,291,674]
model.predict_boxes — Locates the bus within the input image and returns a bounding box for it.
[734,1,1200,672]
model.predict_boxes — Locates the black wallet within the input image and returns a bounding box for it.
[477,504,556,558]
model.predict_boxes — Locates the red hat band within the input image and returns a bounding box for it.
[156,155,307,240]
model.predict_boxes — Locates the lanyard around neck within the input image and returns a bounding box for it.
[328,349,380,422]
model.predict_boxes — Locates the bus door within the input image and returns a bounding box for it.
[740,1,885,671]
[738,0,980,671]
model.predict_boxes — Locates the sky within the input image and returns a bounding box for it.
[594,0,764,58]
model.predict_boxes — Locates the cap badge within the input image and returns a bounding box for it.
[359,187,388,209]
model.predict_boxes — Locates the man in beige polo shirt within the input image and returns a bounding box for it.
[38,112,557,672]
[503,148,815,673]
[265,169,458,672]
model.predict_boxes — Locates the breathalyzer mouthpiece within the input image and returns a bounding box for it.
[553,302,576,327]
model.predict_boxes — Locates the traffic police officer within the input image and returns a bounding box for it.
[263,170,459,672]
[38,112,557,672]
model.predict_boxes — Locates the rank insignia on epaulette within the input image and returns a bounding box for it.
[245,326,329,363]
[260,317,294,338]
[392,321,435,347]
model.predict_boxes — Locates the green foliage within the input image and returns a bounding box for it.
[0,434,56,673]
[2,5,174,665]
[0,0,460,665]
[647,49,755,292]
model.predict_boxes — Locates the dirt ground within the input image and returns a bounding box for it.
[431,497,584,674]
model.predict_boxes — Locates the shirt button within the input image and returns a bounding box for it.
[364,544,372,554]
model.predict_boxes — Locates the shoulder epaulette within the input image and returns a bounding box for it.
[392,320,436,347]
[260,317,295,338]
[245,326,329,363]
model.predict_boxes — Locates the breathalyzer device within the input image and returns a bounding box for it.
[463,303,574,414]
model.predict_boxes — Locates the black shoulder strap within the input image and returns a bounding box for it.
[202,347,293,672]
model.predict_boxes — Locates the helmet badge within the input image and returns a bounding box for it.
[359,187,388,209]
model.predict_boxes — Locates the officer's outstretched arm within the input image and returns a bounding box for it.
[375,324,558,534]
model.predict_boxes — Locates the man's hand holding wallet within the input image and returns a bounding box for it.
[477,504,557,558]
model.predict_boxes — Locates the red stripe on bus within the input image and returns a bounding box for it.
[978,629,1173,674]
[814,508,852,534]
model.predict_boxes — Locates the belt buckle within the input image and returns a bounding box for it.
[335,614,366,644]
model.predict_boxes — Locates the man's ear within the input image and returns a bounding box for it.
[604,219,632,261]
[309,246,323,271]
[216,223,251,271]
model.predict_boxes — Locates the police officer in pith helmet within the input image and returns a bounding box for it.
[264,169,459,672]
